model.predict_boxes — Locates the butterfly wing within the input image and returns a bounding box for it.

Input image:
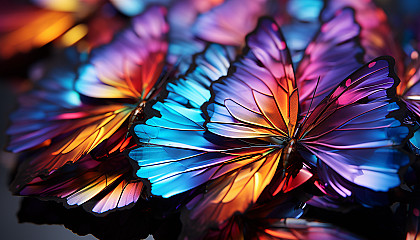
[131,19,299,232]
[298,57,410,201]
[185,191,308,240]
[206,18,298,140]
[130,41,280,229]
[322,0,404,74]
[129,43,240,198]
[258,218,362,240]
[296,8,364,115]
[16,128,143,214]
[9,6,168,191]
[7,48,82,153]
[191,0,267,46]
[75,5,168,100]
[400,56,420,118]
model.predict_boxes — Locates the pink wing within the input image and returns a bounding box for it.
[298,57,410,201]
[322,0,404,74]
[76,5,168,100]
[296,8,364,114]
[192,0,267,45]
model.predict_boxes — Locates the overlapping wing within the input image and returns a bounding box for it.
[206,18,298,140]
[257,218,362,240]
[130,41,287,229]
[192,0,267,46]
[184,191,308,239]
[75,5,168,100]
[296,8,364,114]
[8,6,169,192]
[322,0,404,74]
[7,48,82,153]
[298,57,410,200]
[10,105,133,190]
[129,43,240,198]
[399,56,420,118]
[15,128,143,214]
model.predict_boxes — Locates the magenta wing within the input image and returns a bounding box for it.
[296,8,364,115]
[192,0,267,46]
[298,57,410,201]
[16,128,143,214]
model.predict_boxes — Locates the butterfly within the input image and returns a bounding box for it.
[129,7,407,229]
[7,6,168,213]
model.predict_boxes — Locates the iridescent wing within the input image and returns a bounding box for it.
[7,48,83,153]
[399,55,420,118]
[10,104,133,190]
[206,18,298,140]
[166,0,226,73]
[76,5,169,100]
[322,0,404,74]
[129,43,239,198]
[296,8,364,114]
[191,0,267,45]
[257,218,362,240]
[8,6,168,191]
[16,129,143,214]
[298,57,410,201]
[184,192,308,239]
[130,18,297,229]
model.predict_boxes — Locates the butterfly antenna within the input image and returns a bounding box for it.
[297,76,321,136]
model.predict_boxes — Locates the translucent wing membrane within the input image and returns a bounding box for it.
[183,191,308,239]
[76,5,168,100]
[257,218,362,240]
[7,49,81,152]
[322,0,404,74]
[400,57,420,118]
[130,43,241,198]
[180,148,281,228]
[8,6,169,212]
[10,105,132,190]
[192,0,266,46]
[296,8,364,114]
[15,128,143,214]
[206,18,298,140]
[298,57,410,197]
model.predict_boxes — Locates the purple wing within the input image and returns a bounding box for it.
[206,18,297,140]
[16,129,143,214]
[6,49,82,153]
[8,6,168,197]
[322,0,404,74]
[298,57,410,201]
[296,8,364,115]
[192,0,267,45]
[76,5,168,100]
[129,38,283,229]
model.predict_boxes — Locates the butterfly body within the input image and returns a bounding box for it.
[127,100,147,130]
